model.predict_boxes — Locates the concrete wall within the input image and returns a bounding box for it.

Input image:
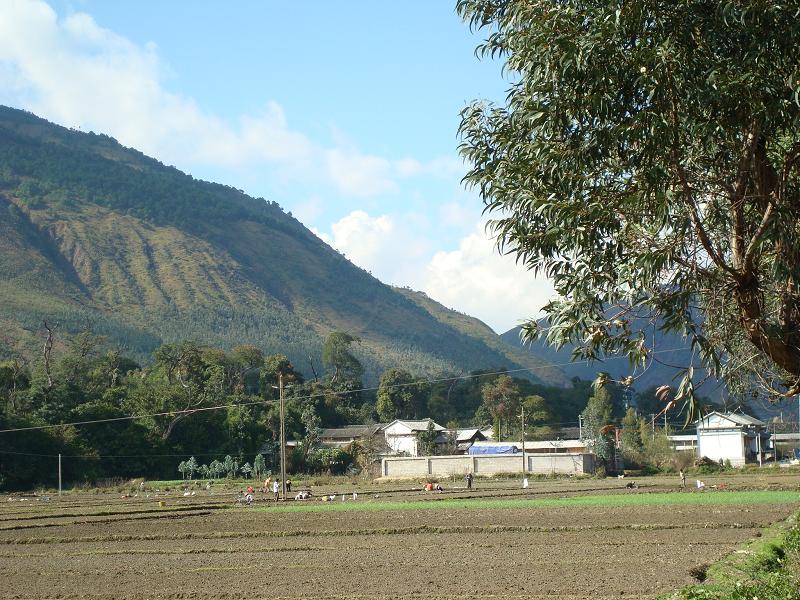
[382,453,595,478]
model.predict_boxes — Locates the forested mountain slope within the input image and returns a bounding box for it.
[501,323,721,401]
[0,106,566,385]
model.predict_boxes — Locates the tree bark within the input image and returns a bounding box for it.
[736,275,800,378]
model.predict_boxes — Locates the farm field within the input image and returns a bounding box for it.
[1,473,799,599]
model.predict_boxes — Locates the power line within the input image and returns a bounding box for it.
[0,449,245,459]
[0,347,690,436]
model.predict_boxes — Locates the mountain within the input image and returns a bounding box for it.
[0,105,567,386]
[501,322,719,398]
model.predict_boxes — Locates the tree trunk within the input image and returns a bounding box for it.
[736,276,800,378]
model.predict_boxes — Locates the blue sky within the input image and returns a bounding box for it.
[0,0,554,332]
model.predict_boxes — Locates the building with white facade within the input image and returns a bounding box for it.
[380,419,446,456]
[696,412,767,467]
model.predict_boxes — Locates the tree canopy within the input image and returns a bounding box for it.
[458,0,800,416]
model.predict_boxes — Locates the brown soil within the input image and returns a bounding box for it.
[1,474,798,599]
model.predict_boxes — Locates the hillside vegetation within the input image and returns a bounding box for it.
[0,106,566,386]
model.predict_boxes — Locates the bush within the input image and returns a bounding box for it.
[305,447,354,475]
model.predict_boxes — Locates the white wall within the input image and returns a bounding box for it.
[385,434,418,456]
[382,422,419,456]
[698,430,745,466]
[382,453,594,478]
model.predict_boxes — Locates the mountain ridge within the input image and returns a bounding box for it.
[0,105,567,386]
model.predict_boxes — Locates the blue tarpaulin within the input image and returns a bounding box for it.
[468,444,518,455]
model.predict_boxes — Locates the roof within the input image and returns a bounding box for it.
[320,425,382,439]
[471,441,521,449]
[522,439,586,450]
[697,411,766,428]
[454,428,485,443]
[381,419,446,433]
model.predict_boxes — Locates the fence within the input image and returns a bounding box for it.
[381,452,595,478]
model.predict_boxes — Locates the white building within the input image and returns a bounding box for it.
[380,419,446,456]
[696,412,767,467]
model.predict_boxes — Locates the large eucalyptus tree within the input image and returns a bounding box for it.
[458,1,800,416]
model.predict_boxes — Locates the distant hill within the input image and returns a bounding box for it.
[500,322,719,398]
[0,105,567,386]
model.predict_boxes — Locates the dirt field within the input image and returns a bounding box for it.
[1,473,798,599]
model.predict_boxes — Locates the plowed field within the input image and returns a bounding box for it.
[1,474,798,599]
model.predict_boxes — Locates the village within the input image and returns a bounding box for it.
[314,412,800,479]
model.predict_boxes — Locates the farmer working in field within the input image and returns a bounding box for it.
[464,472,473,490]
[272,479,280,502]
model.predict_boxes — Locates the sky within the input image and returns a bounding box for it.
[0,0,555,333]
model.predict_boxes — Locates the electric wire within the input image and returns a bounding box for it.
[0,347,690,436]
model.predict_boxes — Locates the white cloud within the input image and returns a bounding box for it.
[438,200,481,229]
[324,150,397,197]
[317,210,431,283]
[0,1,316,171]
[0,0,459,199]
[317,211,555,334]
[420,223,556,333]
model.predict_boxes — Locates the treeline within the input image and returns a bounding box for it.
[0,330,618,490]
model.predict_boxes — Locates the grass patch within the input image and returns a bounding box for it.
[253,490,799,514]
[669,512,800,599]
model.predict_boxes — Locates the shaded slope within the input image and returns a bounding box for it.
[395,288,567,386]
[501,323,722,398]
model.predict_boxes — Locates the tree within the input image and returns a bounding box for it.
[620,408,644,466]
[222,455,236,478]
[522,394,553,440]
[458,1,800,416]
[481,375,520,440]
[240,462,253,479]
[0,358,30,413]
[177,460,187,480]
[209,459,223,479]
[186,456,198,480]
[322,332,363,384]
[581,386,613,465]
[416,421,439,457]
[376,368,427,421]
[301,404,322,460]
[253,454,266,480]
[260,354,302,400]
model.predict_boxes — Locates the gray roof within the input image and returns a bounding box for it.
[320,425,382,439]
[454,428,486,442]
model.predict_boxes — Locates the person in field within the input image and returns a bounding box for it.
[272,479,280,502]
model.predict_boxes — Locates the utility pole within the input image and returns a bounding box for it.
[578,415,582,440]
[279,371,287,501]
[520,405,526,476]
[58,453,62,497]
